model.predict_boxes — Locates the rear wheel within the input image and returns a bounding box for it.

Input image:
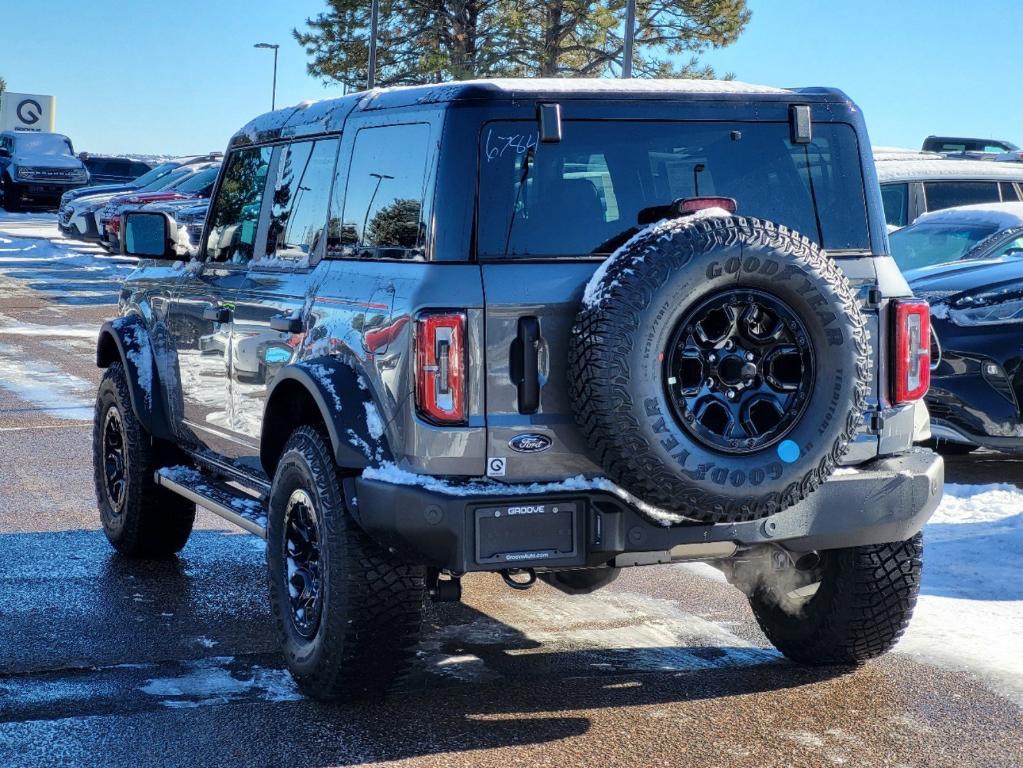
[747,534,923,664]
[92,362,195,556]
[267,426,427,701]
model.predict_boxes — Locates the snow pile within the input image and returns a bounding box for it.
[895,482,1023,706]
[140,657,300,709]
[582,208,733,309]
[876,158,1023,183]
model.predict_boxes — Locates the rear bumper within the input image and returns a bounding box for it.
[353,451,944,572]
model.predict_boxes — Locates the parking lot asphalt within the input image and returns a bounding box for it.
[0,217,1020,768]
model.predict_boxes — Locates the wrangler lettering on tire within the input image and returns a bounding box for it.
[570,215,871,523]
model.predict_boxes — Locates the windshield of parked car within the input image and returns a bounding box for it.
[15,133,73,156]
[139,166,193,192]
[173,166,219,195]
[478,120,870,258]
[130,162,178,187]
[889,222,999,271]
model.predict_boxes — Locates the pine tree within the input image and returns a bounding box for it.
[293,0,749,88]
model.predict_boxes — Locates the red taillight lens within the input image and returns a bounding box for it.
[679,196,737,214]
[415,312,467,424]
[893,299,930,404]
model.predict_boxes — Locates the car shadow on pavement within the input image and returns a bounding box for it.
[0,529,851,766]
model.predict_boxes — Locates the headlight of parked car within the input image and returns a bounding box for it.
[940,291,1023,327]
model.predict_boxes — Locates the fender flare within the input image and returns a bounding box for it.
[95,316,172,439]
[261,358,393,477]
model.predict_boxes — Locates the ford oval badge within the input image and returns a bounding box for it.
[509,433,552,453]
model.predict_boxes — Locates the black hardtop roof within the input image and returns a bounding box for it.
[229,77,853,149]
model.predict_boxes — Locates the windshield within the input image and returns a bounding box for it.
[131,162,178,187]
[139,166,192,193]
[15,133,73,156]
[477,120,869,258]
[174,166,219,194]
[890,222,999,271]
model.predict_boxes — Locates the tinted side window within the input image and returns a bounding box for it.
[1000,182,1021,202]
[923,181,1001,212]
[130,162,151,177]
[205,146,273,264]
[333,123,432,260]
[262,138,339,264]
[880,183,909,227]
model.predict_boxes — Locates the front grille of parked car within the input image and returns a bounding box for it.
[18,167,84,182]
[59,205,73,226]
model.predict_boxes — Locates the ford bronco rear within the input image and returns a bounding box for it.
[94,79,942,702]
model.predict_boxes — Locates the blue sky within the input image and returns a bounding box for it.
[3,0,1021,156]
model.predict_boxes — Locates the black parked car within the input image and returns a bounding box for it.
[79,155,152,186]
[898,204,1023,453]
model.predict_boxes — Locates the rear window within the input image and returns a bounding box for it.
[477,120,869,258]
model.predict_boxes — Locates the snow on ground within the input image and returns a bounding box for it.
[896,483,1023,706]
[0,212,135,418]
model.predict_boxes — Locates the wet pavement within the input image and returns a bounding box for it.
[0,216,1020,768]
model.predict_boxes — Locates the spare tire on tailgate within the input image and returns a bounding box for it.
[569,214,870,524]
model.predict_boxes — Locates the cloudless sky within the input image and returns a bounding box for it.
[2,0,1021,156]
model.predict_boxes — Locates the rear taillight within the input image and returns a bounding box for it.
[893,299,930,404]
[415,312,467,425]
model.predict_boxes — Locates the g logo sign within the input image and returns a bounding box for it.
[16,99,42,125]
[487,457,506,477]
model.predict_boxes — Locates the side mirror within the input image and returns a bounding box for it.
[0,147,10,158]
[121,211,180,260]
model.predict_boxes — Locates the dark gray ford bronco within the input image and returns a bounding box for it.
[94,78,943,701]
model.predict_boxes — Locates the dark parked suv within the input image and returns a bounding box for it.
[79,155,152,186]
[0,130,89,210]
[95,79,943,701]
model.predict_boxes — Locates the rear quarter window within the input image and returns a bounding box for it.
[923,181,1001,212]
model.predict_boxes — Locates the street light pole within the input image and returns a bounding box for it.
[254,42,280,110]
[623,0,636,78]
[368,0,380,89]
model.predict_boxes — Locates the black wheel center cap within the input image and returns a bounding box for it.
[717,355,757,385]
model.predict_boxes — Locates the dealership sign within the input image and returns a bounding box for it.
[0,92,57,133]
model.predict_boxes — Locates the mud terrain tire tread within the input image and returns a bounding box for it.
[92,362,195,556]
[267,426,427,702]
[569,216,870,523]
[750,534,923,664]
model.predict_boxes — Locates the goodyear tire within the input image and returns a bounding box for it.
[93,362,195,556]
[267,426,427,702]
[748,534,923,664]
[570,215,870,524]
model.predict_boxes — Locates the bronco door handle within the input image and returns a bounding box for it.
[203,306,231,323]
[270,314,303,334]
[511,316,541,414]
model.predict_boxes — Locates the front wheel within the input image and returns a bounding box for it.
[92,362,196,556]
[2,177,21,212]
[267,426,427,701]
[748,534,923,664]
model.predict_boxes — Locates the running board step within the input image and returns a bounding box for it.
[155,466,267,539]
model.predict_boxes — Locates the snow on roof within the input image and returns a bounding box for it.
[873,147,943,162]
[876,157,1023,183]
[426,77,789,95]
[914,202,1023,229]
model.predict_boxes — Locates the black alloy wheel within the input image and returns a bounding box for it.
[101,406,128,516]
[283,488,323,638]
[664,288,815,455]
